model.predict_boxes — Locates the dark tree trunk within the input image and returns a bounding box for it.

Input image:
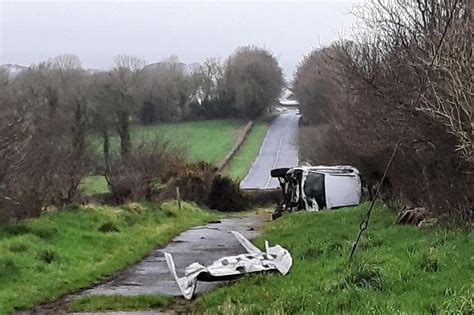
[118,110,131,159]
[72,102,87,159]
[102,129,111,173]
[64,101,87,204]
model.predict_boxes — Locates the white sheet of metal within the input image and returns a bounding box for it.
[324,174,361,209]
[165,231,292,299]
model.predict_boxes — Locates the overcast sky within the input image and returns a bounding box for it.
[1,1,357,79]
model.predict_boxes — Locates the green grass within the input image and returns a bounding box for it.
[79,175,109,196]
[0,201,216,315]
[68,295,172,312]
[226,122,269,181]
[89,119,245,163]
[196,203,473,314]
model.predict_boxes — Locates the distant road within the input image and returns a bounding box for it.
[240,109,300,190]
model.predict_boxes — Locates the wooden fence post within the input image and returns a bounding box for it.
[176,186,181,210]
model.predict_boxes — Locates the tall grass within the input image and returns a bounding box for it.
[197,203,473,313]
[0,202,215,314]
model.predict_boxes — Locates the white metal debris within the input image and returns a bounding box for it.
[164,231,292,299]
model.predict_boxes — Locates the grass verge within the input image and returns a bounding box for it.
[225,122,268,181]
[196,203,473,314]
[68,295,172,312]
[0,201,215,314]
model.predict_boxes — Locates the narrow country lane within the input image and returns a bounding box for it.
[76,215,263,298]
[240,109,300,190]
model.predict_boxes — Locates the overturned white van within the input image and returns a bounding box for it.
[270,165,361,219]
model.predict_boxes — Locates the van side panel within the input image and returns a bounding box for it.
[324,174,361,208]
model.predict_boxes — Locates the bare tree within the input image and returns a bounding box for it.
[200,57,226,102]
[106,137,178,203]
[110,54,145,158]
[350,0,472,160]
[88,72,116,172]
[294,0,473,218]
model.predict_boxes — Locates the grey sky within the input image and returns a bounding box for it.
[1,1,357,78]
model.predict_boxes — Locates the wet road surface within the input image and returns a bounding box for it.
[240,110,300,190]
[76,214,263,299]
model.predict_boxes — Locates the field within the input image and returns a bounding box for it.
[82,119,247,196]
[225,122,268,180]
[0,202,215,314]
[196,204,473,313]
[89,119,245,163]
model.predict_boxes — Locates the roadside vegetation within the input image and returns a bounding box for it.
[68,295,172,312]
[82,119,247,196]
[0,43,282,312]
[0,201,215,314]
[0,44,283,222]
[226,122,269,180]
[196,203,473,313]
[295,0,472,220]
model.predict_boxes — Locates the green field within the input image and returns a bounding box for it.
[0,201,215,314]
[82,119,256,196]
[80,175,109,196]
[226,122,268,180]
[196,204,473,314]
[89,119,245,163]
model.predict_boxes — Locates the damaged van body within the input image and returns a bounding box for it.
[271,165,361,219]
[164,231,292,299]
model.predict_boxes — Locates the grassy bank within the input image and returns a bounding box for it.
[89,119,245,163]
[197,204,473,313]
[68,295,172,312]
[225,122,268,180]
[0,201,215,314]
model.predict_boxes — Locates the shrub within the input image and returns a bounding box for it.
[207,175,250,212]
[107,138,180,204]
[420,252,439,272]
[345,262,384,291]
[30,225,57,240]
[158,162,216,206]
[37,249,58,264]
[0,257,18,279]
[98,221,120,233]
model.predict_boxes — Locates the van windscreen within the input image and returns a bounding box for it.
[303,172,326,208]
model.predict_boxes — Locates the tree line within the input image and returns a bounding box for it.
[0,46,283,221]
[294,0,472,219]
